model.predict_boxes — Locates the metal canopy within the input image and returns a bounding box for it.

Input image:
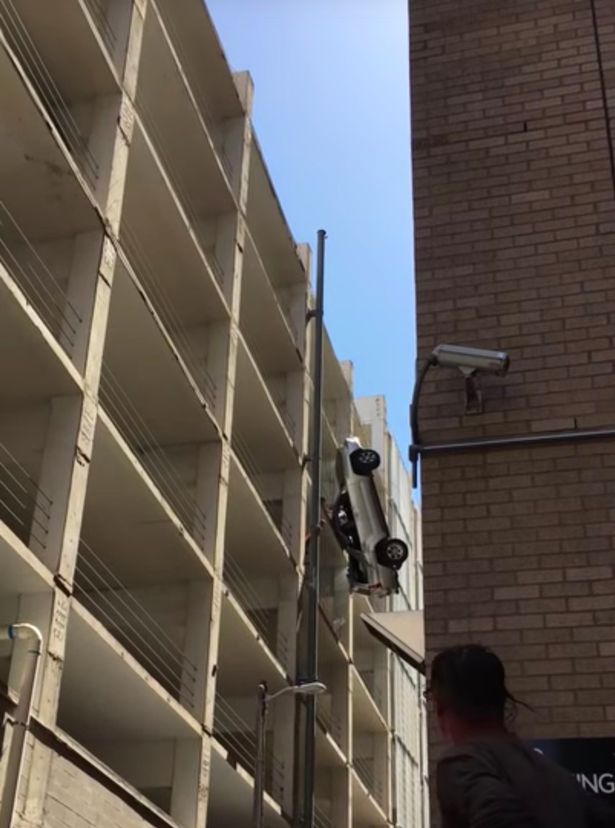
[361,611,426,675]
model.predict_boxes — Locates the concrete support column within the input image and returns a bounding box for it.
[77,92,123,211]
[374,648,390,721]
[61,230,104,373]
[182,580,213,723]
[54,239,114,589]
[333,664,351,760]
[333,568,351,653]
[331,766,351,828]
[201,442,231,734]
[101,0,135,73]
[278,573,299,677]
[123,0,146,100]
[216,72,252,440]
[30,397,81,575]
[281,468,302,561]
[194,441,222,560]
[374,731,390,815]
[272,692,296,817]
[201,320,232,430]
[229,71,254,211]
[283,370,304,449]
[279,282,309,358]
[170,737,209,828]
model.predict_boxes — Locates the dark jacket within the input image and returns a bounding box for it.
[437,734,614,828]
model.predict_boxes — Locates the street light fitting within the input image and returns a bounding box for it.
[267,681,326,703]
[252,680,327,828]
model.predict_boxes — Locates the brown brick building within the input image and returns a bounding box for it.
[410,0,615,767]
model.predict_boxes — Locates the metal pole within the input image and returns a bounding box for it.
[252,681,268,828]
[418,675,427,828]
[0,624,43,828]
[302,229,326,828]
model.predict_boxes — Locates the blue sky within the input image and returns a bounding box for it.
[207,0,414,451]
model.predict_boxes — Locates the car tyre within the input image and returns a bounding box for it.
[376,538,408,570]
[350,447,381,475]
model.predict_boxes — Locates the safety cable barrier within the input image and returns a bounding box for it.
[99,367,208,548]
[316,703,343,748]
[120,223,218,407]
[83,0,117,55]
[214,695,285,800]
[0,441,52,555]
[314,804,333,828]
[0,0,99,183]
[354,756,383,805]
[74,538,198,708]
[232,429,294,551]
[0,201,82,355]
[133,91,226,289]
[223,550,288,663]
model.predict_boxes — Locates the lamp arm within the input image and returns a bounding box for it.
[267,687,288,704]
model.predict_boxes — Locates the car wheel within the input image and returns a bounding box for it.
[376,538,408,569]
[350,447,381,475]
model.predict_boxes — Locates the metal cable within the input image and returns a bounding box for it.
[133,94,225,289]
[232,430,293,548]
[0,476,50,537]
[215,697,257,745]
[0,443,52,506]
[99,369,208,544]
[75,568,194,702]
[138,1,236,193]
[0,204,81,347]
[0,445,51,549]
[151,2,216,131]
[247,239,300,350]
[78,538,198,673]
[0,0,98,180]
[120,224,218,405]
[314,805,332,828]
[0,493,47,550]
[316,704,342,742]
[223,555,273,636]
[214,698,285,775]
[82,0,116,53]
[74,561,196,701]
[0,460,51,519]
[354,756,382,801]
[223,552,290,661]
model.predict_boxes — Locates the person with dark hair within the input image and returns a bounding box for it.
[429,644,614,828]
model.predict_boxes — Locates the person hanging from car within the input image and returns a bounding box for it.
[428,644,615,827]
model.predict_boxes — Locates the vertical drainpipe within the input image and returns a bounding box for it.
[389,654,398,827]
[0,623,43,828]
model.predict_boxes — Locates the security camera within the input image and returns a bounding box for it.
[409,343,511,487]
[431,344,510,376]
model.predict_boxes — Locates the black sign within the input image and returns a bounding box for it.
[528,738,615,802]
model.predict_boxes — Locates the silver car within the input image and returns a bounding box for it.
[331,437,408,597]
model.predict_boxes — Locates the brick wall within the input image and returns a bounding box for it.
[410,0,615,769]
